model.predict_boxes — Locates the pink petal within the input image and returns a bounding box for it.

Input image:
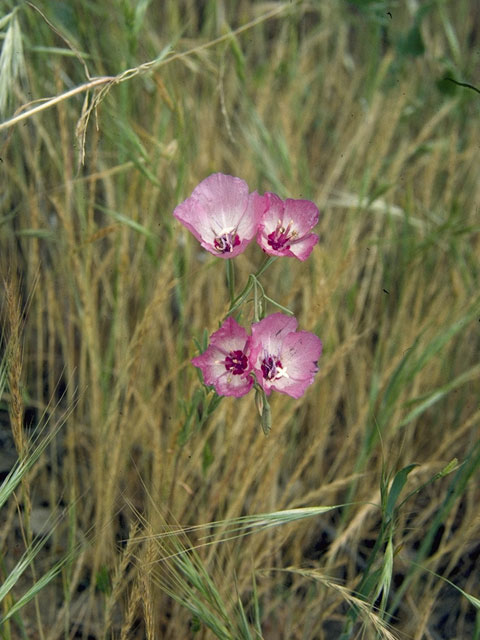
[214,370,253,397]
[174,173,261,258]
[268,331,321,398]
[209,316,250,350]
[249,314,322,399]
[173,198,212,244]
[191,173,249,221]
[189,174,251,245]
[256,193,319,259]
[268,377,308,399]
[249,313,298,368]
[259,192,285,233]
[192,346,230,386]
[236,191,266,240]
[283,199,319,236]
[280,331,322,381]
[289,233,319,261]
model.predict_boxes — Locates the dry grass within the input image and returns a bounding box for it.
[1,1,479,638]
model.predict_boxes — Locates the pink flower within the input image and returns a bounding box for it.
[257,193,319,260]
[174,173,265,258]
[249,313,322,399]
[192,317,253,397]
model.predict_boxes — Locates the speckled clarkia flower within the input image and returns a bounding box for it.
[257,192,319,261]
[173,173,265,258]
[249,313,322,398]
[192,317,253,397]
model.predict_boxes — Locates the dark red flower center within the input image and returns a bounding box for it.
[267,220,297,251]
[261,355,284,381]
[214,232,241,253]
[225,350,248,375]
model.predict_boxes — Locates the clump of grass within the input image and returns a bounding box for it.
[1,0,479,638]
[0,331,75,637]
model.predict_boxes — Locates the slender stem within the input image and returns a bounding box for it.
[226,275,254,316]
[255,256,277,278]
[1,4,294,133]
[0,77,115,131]
[225,256,278,318]
[262,294,293,315]
[253,278,259,322]
[226,259,235,307]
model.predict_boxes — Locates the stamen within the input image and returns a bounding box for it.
[214,231,241,253]
[267,219,298,251]
[261,353,288,381]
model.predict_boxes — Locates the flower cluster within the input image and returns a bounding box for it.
[174,173,319,261]
[174,172,322,413]
[192,314,322,400]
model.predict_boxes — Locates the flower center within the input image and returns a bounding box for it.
[267,219,298,251]
[225,350,248,375]
[261,354,288,381]
[214,231,241,254]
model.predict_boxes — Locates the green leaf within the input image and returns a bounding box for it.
[436,74,458,96]
[190,615,202,632]
[385,464,418,523]
[134,0,153,36]
[15,228,54,239]
[398,364,480,429]
[178,388,204,446]
[207,392,223,416]
[202,441,214,475]
[254,384,272,436]
[96,204,155,239]
[261,399,272,436]
[228,32,246,85]
[399,23,425,57]
[95,565,111,594]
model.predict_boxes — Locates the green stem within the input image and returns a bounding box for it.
[262,294,293,315]
[226,257,278,317]
[253,278,259,322]
[253,277,293,319]
[255,256,277,278]
[225,259,235,307]
[226,274,255,317]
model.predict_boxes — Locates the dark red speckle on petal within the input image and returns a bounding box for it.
[225,350,248,375]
